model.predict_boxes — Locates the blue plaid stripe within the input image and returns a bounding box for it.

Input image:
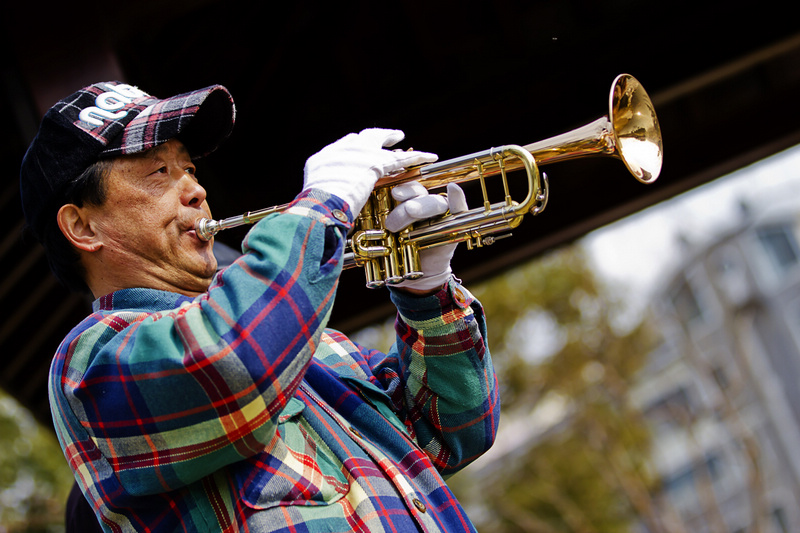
[50,189,497,532]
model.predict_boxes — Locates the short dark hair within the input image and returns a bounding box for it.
[40,159,112,294]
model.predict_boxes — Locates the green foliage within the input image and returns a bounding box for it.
[449,244,660,532]
[0,390,74,533]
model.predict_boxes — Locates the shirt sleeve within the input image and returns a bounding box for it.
[373,278,500,477]
[51,189,352,496]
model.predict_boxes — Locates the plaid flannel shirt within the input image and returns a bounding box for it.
[49,189,499,532]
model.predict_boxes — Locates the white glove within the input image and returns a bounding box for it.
[388,181,469,292]
[303,128,438,216]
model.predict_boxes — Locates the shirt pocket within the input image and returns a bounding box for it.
[234,397,350,510]
[341,375,410,437]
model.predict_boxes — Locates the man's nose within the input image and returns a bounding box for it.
[179,173,207,207]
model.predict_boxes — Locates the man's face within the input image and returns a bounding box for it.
[84,139,217,296]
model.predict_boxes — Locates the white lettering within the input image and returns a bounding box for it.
[96,92,131,111]
[77,83,150,127]
[79,107,128,126]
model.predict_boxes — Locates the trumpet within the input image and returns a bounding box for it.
[196,74,662,288]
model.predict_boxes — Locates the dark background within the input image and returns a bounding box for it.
[3,1,800,425]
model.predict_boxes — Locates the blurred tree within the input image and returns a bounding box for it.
[0,390,73,533]
[442,245,665,532]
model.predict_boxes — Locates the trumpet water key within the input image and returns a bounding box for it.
[196,74,663,288]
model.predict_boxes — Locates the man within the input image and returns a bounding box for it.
[20,81,499,532]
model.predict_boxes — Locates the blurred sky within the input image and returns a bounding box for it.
[582,143,800,312]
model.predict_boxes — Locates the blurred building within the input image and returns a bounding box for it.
[634,199,800,533]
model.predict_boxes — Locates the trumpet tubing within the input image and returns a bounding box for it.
[196,74,663,288]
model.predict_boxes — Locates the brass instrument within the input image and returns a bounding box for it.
[196,74,662,288]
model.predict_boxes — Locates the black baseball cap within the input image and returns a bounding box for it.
[20,81,236,242]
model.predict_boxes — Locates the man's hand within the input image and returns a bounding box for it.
[386,181,469,293]
[303,129,438,216]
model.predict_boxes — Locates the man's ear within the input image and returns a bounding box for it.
[57,204,102,252]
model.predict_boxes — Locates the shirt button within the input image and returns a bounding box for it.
[412,498,427,513]
[349,426,362,438]
[332,209,348,222]
[453,287,466,304]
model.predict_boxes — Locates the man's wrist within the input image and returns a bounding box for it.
[393,283,447,297]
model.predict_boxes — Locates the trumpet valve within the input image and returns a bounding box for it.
[400,241,423,281]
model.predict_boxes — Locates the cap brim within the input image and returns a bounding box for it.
[102,85,236,159]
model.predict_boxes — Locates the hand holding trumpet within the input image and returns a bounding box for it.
[386,181,469,292]
[302,128,437,216]
[302,127,467,292]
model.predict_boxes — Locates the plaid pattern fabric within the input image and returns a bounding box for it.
[49,189,498,532]
[112,87,232,158]
[56,81,234,158]
[60,82,155,145]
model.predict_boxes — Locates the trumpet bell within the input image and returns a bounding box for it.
[610,74,662,184]
[521,73,662,185]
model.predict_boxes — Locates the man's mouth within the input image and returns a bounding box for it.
[183,221,206,242]
[183,213,214,243]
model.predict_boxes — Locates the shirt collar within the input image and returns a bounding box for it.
[93,288,195,312]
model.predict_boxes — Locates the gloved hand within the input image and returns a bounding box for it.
[303,128,438,216]
[387,181,469,292]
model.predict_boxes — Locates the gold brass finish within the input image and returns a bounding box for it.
[195,74,662,287]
